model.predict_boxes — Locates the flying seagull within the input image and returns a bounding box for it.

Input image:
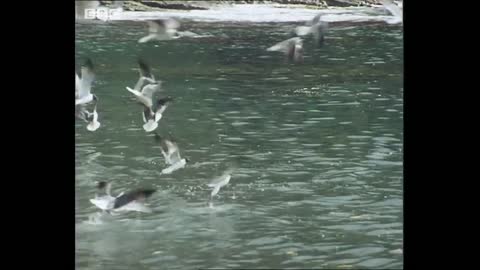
[142,96,173,132]
[75,58,98,106]
[379,0,403,24]
[138,18,181,43]
[207,171,232,198]
[295,13,328,47]
[267,37,304,63]
[126,59,162,109]
[154,133,189,174]
[138,18,204,43]
[138,18,201,43]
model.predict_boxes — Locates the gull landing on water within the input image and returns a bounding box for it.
[295,13,329,47]
[142,97,173,132]
[76,103,101,131]
[154,133,189,174]
[208,171,232,198]
[89,181,156,213]
[138,18,203,43]
[267,37,304,63]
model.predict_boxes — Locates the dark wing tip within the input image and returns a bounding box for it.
[113,188,157,209]
[152,20,165,27]
[137,57,146,65]
[138,58,149,69]
[82,57,94,70]
[154,132,163,143]
[166,132,177,142]
[137,58,153,77]
[140,188,157,198]
[97,181,107,189]
[143,107,150,121]
[156,96,174,107]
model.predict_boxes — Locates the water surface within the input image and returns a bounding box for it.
[75,18,403,270]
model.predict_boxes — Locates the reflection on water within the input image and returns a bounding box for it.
[76,19,403,270]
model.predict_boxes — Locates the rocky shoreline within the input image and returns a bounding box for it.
[99,0,382,11]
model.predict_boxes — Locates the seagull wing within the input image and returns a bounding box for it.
[295,26,312,36]
[76,105,89,123]
[141,83,162,99]
[267,37,301,54]
[138,59,155,81]
[78,58,95,99]
[147,18,180,39]
[154,97,173,115]
[75,73,80,99]
[308,13,322,26]
[163,18,180,31]
[147,20,167,35]
[165,139,181,164]
[380,0,402,18]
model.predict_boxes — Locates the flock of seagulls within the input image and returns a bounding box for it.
[76,56,228,214]
[76,0,402,217]
[264,0,402,63]
[75,55,230,215]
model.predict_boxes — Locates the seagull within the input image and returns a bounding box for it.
[295,13,329,46]
[138,18,204,43]
[154,133,189,174]
[76,102,101,131]
[138,18,181,43]
[75,58,98,106]
[89,181,156,213]
[207,171,232,198]
[379,0,403,24]
[142,96,173,132]
[126,59,162,109]
[267,37,304,63]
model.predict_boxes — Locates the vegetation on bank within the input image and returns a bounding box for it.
[99,0,383,11]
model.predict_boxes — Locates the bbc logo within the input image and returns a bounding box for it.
[84,8,120,21]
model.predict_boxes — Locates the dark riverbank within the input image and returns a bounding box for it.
[99,0,382,11]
